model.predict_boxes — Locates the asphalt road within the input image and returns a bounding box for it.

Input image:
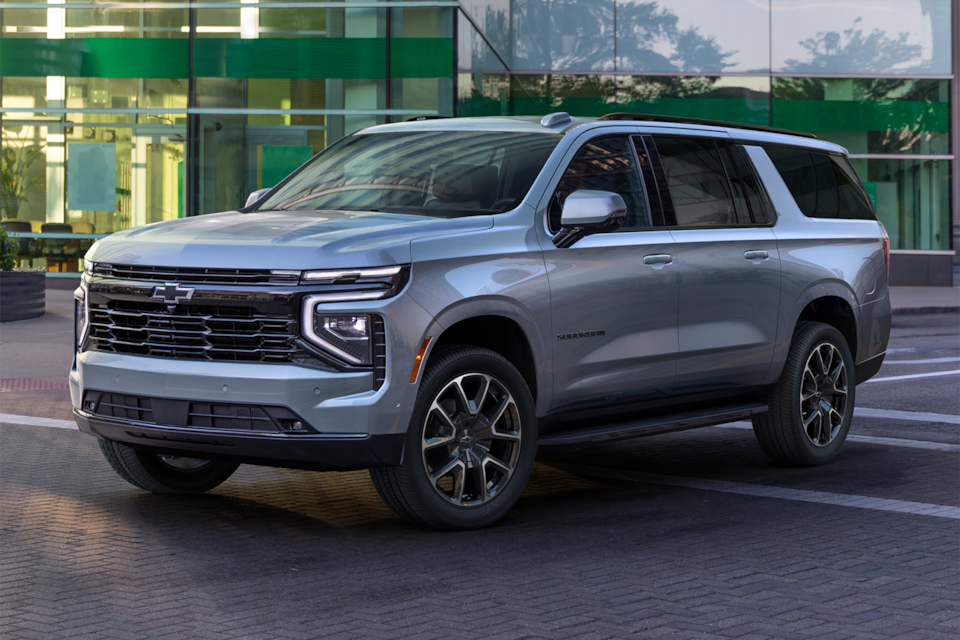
[1,292,957,639]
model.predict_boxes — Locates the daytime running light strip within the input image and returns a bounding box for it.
[302,266,402,281]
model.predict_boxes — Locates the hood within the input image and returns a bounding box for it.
[87,210,493,270]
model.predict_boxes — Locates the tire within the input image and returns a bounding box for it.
[98,439,240,494]
[752,321,856,467]
[369,345,537,530]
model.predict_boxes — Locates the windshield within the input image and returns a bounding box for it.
[257,131,561,218]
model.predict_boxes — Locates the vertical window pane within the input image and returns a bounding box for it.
[772,78,950,155]
[852,158,949,250]
[772,0,952,75]
[730,144,772,224]
[549,136,647,232]
[653,137,735,227]
[831,157,876,221]
[764,147,817,217]
[616,0,769,73]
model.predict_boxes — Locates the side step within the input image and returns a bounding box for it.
[537,402,768,448]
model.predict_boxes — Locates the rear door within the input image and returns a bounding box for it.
[644,135,782,392]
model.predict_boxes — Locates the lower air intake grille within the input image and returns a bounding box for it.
[82,391,314,433]
[95,393,154,423]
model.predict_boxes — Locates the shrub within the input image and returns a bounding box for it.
[0,222,18,270]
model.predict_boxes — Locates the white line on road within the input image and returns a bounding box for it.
[621,471,960,520]
[718,421,960,452]
[854,407,960,425]
[864,370,960,383]
[0,414,77,429]
[884,357,960,364]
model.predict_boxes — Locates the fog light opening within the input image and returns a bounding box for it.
[279,419,308,433]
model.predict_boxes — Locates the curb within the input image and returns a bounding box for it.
[892,306,960,316]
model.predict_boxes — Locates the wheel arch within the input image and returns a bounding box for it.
[792,288,860,361]
[418,299,546,407]
[431,315,539,403]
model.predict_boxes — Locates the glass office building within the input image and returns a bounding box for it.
[1,0,956,284]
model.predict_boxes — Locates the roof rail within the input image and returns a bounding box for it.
[599,113,818,139]
[405,116,451,122]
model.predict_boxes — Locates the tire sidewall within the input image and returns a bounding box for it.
[402,348,537,530]
[782,324,856,465]
[132,448,239,493]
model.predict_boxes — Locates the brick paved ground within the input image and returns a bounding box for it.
[1,301,957,639]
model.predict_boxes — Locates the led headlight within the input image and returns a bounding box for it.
[306,314,374,365]
[300,265,406,365]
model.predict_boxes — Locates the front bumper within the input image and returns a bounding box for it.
[73,408,405,471]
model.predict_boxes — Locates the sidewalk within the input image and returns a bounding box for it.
[890,258,959,313]
[889,286,960,315]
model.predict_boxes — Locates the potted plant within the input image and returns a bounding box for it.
[0,222,45,323]
[1,128,46,219]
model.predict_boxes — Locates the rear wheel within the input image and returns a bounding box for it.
[370,345,537,530]
[752,321,855,466]
[98,439,239,494]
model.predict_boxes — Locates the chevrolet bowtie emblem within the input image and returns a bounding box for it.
[151,282,195,305]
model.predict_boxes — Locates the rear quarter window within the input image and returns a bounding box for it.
[763,146,876,221]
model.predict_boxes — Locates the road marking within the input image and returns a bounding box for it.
[863,370,960,383]
[853,407,960,426]
[884,357,960,364]
[551,463,960,520]
[718,421,959,451]
[0,414,77,429]
[622,471,960,520]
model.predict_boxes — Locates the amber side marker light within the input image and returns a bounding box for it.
[410,337,432,383]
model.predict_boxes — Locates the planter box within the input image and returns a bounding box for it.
[0,272,46,323]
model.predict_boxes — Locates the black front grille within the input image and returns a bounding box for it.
[93,264,301,286]
[83,391,313,433]
[88,300,298,363]
[95,393,155,423]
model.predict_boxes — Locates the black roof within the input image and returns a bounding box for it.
[599,113,818,139]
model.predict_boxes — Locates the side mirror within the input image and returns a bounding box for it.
[553,190,626,248]
[244,188,271,209]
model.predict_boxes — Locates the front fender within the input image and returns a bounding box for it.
[412,296,553,417]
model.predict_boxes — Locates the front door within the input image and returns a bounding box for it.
[540,134,679,416]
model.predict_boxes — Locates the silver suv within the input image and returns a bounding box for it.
[72,113,891,530]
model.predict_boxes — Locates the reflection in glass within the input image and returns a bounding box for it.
[616,0,766,73]
[772,0,952,75]
[850,158,951,252]
[259,131,560,218]
[511,0,614,71]
[468,74,770,126]
[617,76,770,125]
[772,78,950,155]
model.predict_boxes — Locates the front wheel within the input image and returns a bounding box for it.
[98,439,240,494]
[752,321,856,466]
[370,345,537,530]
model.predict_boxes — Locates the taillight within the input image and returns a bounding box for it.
[879,223,890,279]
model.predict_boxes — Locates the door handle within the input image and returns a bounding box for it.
[643,254,674,266]
[744,250,769,262]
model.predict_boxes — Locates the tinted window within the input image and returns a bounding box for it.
[764,146,876,220]
[258,132,560,218]
[764,147,817,216]
[548,136,649,232]
[729,144,773,224]
[654,137,736,227]
[831,156,876,220]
